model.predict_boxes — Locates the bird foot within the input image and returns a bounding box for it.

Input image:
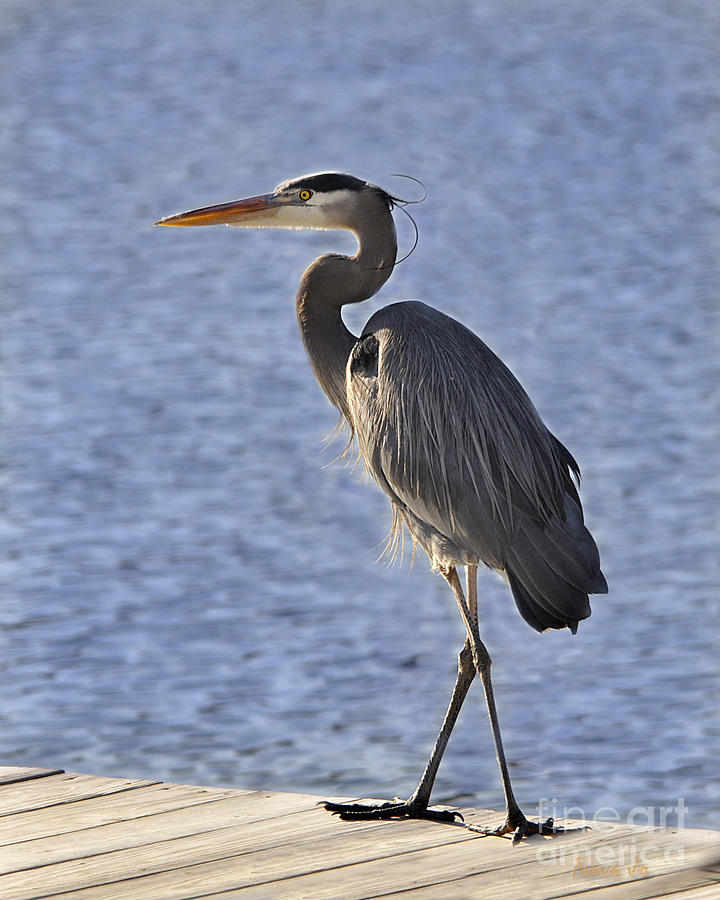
[468,811,577,845]
[322,798,462,824]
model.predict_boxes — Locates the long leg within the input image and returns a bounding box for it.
[406,636,474,809]
[466,563,478,625]
[444,566,564,843]
[323,637,475,823]
[406,563,480,810]
[443,567,519,817]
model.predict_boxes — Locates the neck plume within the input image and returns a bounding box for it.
[296,195,397,419]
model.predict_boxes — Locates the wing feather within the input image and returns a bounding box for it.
[346,301,606,631]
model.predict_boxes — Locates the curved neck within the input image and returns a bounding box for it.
[296,197,397,418]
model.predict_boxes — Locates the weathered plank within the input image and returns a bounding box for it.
[1,790,334,873]
[362,832,720,900]
[549,856,720,900]
[0,768,717,900]
[0,767,65,786]
[8,819,715,900]
[657,888,720,900]
[201,826,719,900]
[0,772,158,817]
[0,809,477,898]
[0,781,245,845]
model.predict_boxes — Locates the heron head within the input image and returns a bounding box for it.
[154,172,395,232]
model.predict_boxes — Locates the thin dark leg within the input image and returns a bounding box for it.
[406,637,474,809]
[466,563,479,627]
[402,565,479,805]
[443,568,519,816]
[443,566,567,843]
[323,638,475,824]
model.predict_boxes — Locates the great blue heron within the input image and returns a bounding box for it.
[156,172,607,843]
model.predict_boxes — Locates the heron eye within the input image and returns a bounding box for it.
[299,189,312,201]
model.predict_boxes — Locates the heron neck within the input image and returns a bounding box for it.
[296,205,397,418]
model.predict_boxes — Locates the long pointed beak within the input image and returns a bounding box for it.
[154,193,281,227]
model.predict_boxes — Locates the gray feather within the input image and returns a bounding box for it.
[347,300,606,632]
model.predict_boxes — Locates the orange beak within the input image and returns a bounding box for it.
[154,193,282,227]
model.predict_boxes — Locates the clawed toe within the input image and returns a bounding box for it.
[467,813,583,844]
[322,800,407,821]
[322,799,462,824]
[510,815,559,845]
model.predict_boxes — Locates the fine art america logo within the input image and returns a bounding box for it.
[533,798,689,879]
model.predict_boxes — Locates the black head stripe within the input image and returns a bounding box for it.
[277,172,396,211]
[283,172,367,194]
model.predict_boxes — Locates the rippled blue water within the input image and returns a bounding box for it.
[2,0,719,829]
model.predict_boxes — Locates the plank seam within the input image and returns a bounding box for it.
[0,781,161,820]
[180,832,720,900]
[181,838,549,900]
[360,866,718,900]
[545,870,719,900]
[5,825,481,898]
[0,805,340,875]
[0,770,65,786]
[0,792,241,847]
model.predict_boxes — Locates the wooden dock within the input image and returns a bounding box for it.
[0,766,717,899]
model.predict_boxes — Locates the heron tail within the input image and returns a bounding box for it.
[505,495,607,634]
